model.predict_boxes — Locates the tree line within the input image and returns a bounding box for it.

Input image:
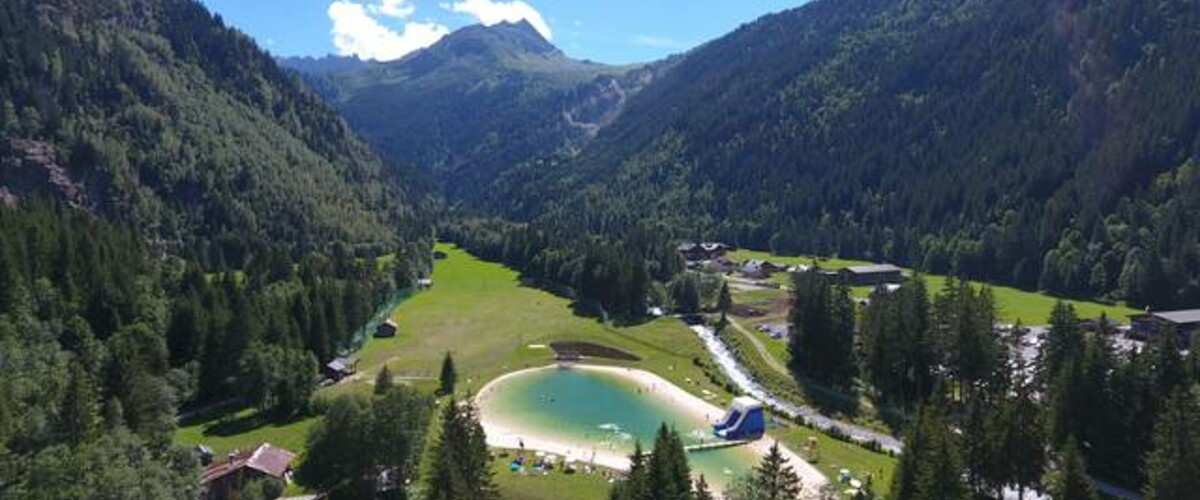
[444,218,684,318]
[788,270,1200,498]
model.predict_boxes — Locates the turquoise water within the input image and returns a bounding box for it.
[481,366,760,490]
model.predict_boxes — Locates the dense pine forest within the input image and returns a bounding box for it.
[0,0,434,497]
[0,0,431,260]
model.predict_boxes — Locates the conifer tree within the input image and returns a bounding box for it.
[892,401,968,500]
[56,362,98,446]
[611,441,649,500]
[694,475,715,500]
[375,364,394,395]
[1005,375,1046,499]
[788,271,855,385]
[718,281,733,323]
[754,441,802,500]
[426,398,497,500]
[648,424,693,500]
[1040,302,1082,390]
[1144,389,1200,500]
[1048,439,1097,500]
[440,352,458,396]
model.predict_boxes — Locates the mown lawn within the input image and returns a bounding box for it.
[727,249,1137,325]
[348,244,732,401]
[174,408,316,458]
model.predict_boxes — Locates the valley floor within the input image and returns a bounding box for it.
[176,244,898,498]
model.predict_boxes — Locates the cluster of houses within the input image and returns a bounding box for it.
[676,241,906,287]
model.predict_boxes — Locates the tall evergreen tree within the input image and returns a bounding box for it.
[892,402,968,500]
[425,398,497,500]
[1048,439,1097,500]
[788,271,855,386]
[753,442,803,500]
[647,424,693,500]
[375,364,394,395]
[56,362,97,446]
[440,352,458,396]
[1040,302,1083,390]
[717,281,733,324]
[1144,389,1200,500]
[611,441,649,500]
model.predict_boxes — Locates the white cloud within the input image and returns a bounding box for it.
[629,34,690,51]
[446,0,553,40]
[328,1,449,61]
[370,0,416,18]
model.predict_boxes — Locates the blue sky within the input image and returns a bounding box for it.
[198,0,804,64]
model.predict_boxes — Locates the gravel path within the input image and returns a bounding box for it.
[689,324,904,454]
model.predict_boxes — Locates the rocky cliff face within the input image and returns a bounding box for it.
[0,139,95,209]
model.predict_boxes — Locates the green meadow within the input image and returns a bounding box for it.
[728,249,1138,325]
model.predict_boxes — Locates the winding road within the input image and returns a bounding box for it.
[726,317,791,377]
[688,321,905,453]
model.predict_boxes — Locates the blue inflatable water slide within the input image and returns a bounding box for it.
[713,396,766,440]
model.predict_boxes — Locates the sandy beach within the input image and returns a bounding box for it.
[475,363,828,496]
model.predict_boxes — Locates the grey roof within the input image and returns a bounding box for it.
[327,356,358,371]
[844,264,903,274]
[1152,309,1200,324]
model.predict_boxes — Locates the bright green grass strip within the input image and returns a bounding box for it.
[727,250,1138,325]
[174,408,316,458]
[772,424,896,498]
[350,244,732,399]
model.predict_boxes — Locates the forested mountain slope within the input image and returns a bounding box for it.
[495,0,1200,309]
[0,2,432,497]
[282,21,666,200]
[0,0,425,265]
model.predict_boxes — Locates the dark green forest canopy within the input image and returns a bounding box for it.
[465,0,1200,309]
[0,0,432,265]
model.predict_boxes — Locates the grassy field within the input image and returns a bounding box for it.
[346,244,732,400]
[176,244,897,498]
[727,249,1137,325]
[491,449,614,500]
[175,408,317,458]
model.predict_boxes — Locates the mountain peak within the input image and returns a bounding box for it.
[437,20,558,60]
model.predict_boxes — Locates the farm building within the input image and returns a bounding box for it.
[677,241,729,261]
[1129,309,1200,345]
[837,264,904,286]
[376,319,398,338]
[324,356,359,380]
[200,443,295,500]
[739,260,786,279]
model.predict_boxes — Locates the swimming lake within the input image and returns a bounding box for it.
[479,366,763,491]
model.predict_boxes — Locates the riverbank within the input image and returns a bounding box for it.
[475,363,827,494]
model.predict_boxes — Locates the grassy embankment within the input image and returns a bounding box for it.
[178,244,896,498]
